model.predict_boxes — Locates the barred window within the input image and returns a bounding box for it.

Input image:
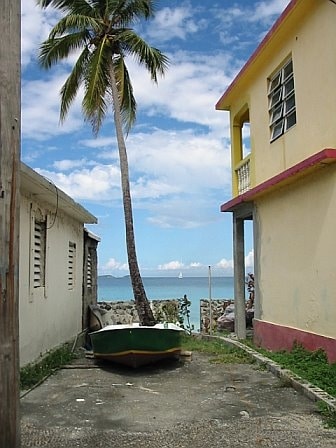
[68,241,76,289]
[269,59,296,141]
[86,250,92,289]
[33,220,46,288]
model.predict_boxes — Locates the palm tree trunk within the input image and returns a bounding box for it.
[109,64,156,326]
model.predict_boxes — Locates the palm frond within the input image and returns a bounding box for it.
[36,0,77,11]
[59,46,91,122]
[39,30,90,68]
[38,0,169,136]
[82,37,111,134]
[111,0,156,26]
[89,0,115,18]
[36,0,91,13]
[48,14,100,39]
[121,30,169,82]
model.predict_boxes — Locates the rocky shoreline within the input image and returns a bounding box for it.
[90,298,244,333]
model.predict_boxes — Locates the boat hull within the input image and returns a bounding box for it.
[89,323,182,368]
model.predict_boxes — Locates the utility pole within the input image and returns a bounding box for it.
[0,0,21,446]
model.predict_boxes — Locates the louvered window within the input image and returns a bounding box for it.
[269,59,296,141]
[33,220,46,288]
[68,242,76,289]
[86,250,92,289]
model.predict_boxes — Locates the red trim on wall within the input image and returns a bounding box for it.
[253,319,336,363]
[216,0,298,110]
[221,148,336,212]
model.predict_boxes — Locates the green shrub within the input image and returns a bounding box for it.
[245,342,336,398]
[20,344,75,390]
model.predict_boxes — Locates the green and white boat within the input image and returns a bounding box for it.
[89,323,183,368]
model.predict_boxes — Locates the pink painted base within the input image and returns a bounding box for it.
[253,319,336,363]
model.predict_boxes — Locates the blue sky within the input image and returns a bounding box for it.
[21,0,290,277]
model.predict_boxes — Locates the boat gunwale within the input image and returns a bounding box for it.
[89,323,184,335]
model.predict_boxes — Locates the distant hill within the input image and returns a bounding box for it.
[98,275,131,279]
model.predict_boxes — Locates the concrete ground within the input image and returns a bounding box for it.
[21,350,336,447]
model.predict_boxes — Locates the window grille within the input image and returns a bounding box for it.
[68,241,76,289]
[269,59,296,141]
[33,220,46,288]
[87,250,92,289]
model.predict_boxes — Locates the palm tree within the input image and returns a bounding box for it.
[37,0,169,326]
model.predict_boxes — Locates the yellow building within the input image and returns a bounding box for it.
[217,0,336,362]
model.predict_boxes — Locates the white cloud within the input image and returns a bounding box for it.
[21,0,54,66]
[250,0,290,23]
[22,75,84,140]
[214,1,291,54]
[147,6,201,42]
[190,262,202,268]
[22,50,232,142]
[217,5,245,25]
[101,258,129,274]
[38,127,232,200]
[21,0,288,144]
[128,51,233,133]
[216,257,234,271]
[158,260,207,272]
[52,159,91,170]
[219,31,240,46]
[215,249,254,276]
[245,249,254,271]
[216,1,289,26]
[158,260,184,271]
[32,126,232,228]
[147,195,222,229]
[126,129,231,193]
[21,0,80,67]
[35,165,121,201]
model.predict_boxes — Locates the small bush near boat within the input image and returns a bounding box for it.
[178,295,194,334]
[153,295,194,335]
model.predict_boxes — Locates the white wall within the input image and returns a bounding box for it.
[19,193,84,366]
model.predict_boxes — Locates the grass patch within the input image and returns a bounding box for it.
[181,334,252,364]
[244,342,336,398]
[241,341,336,427]
[317,401,336,428]
[20,344,76,390]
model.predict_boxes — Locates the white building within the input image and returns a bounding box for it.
[19,163,99,366]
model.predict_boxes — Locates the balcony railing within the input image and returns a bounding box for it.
[235,156,251,195]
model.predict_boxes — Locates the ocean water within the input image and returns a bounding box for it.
[98,276,234,331]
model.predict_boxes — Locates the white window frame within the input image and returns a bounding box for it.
[86,249,92,289]
[68,241,76,290]
[268,59,296,142]
[32,218,46,289]
[29,209,47,302]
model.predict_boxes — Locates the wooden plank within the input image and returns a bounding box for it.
[0,0,21,446]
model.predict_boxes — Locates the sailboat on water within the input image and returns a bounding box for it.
[178,271,183,279]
